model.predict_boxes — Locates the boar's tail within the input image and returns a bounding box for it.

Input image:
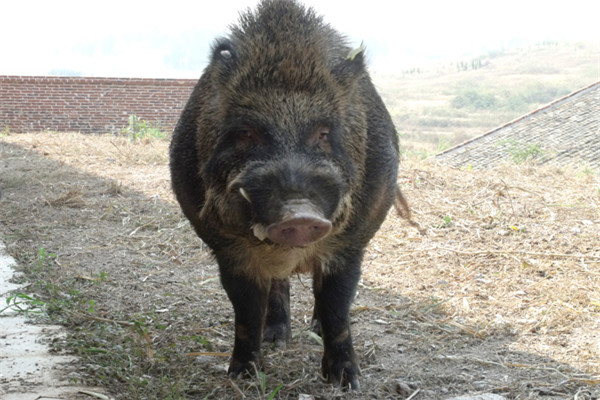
[394,186,426,234]
[394,186,410,220]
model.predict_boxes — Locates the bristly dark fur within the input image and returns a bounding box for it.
[169,0,401,390]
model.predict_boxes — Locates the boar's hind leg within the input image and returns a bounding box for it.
[263,278,291,346]
[313,250,362,391]
[218,258,269,377]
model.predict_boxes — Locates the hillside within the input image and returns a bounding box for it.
[372,40,599,157]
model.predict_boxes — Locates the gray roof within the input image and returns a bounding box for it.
[435,81,600,169]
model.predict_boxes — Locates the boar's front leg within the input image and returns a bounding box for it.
[263,278,291,346]
[217,253,269,377]
[312,249,362,390]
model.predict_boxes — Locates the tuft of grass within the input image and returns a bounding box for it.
[497,139,546,164]
[36,247,57,272]
[437,215,453,228]
[252,366,285,400]
[436,137,451,154]
[0,292,46,315]
[12,248,107,322]
[122,114,168,142]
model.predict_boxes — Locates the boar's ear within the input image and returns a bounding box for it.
[332,43,366,86]
[211,38,237,69]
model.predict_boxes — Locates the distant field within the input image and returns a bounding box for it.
[372,41,598,158]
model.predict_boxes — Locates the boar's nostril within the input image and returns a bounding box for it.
[267,216,332,247]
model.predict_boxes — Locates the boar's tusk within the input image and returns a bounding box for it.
[252,224,268,241]
[239,188,251,203]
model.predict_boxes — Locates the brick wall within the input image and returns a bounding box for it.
[0,75,198,133]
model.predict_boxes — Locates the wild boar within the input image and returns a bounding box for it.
[169,0,400,390]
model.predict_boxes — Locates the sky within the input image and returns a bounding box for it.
[1,0,598,78]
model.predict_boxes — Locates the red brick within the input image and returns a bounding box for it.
[0,75,196,133]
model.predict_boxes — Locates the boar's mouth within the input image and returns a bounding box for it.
[251,200,332,247]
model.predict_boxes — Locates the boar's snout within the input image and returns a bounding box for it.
[234,157,344,247]
[265,200,332,247]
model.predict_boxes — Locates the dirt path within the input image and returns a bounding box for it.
[0,132,598,399]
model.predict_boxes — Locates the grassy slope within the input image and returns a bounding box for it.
[372,40,598,158]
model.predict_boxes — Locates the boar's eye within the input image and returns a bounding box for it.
[234,126,263,150]
[308,126,331,153]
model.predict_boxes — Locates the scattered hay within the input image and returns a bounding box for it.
[48,189,86,208]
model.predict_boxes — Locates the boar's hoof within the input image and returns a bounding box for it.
[322,355,361,391]
[228,357,262,379]
[267,215,331,247]
[263,322,291,347]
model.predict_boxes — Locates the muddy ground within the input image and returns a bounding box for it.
[0,132,598,399]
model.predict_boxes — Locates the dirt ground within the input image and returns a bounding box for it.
[0,132,598,400]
